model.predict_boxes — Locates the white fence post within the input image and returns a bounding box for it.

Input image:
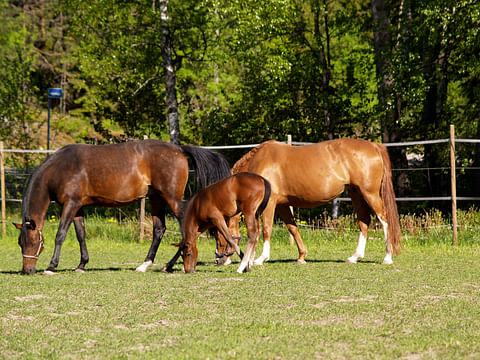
[139,135,148,243]
[287,135,295,246]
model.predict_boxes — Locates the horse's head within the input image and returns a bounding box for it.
[180,240,198,274]
[214,221,241,265]
[215,234,237,265]
[14,218,45,274]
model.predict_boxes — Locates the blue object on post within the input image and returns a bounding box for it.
[47,88,63,150]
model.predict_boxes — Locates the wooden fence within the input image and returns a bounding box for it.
[2,124,480,245]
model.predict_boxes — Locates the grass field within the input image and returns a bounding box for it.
[1,219,480,359]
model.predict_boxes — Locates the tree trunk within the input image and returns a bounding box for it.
[371,0,409,196]
[159,0,180,145]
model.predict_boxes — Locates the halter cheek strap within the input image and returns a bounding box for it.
[22,229,44,260]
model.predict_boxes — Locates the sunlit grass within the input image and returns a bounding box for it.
[1,216,480,359]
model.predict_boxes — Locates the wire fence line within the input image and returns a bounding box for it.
[1,135,479,204]
[1,127,479,243]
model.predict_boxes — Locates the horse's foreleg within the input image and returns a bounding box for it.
[253,202,275,265]
[46,203,78,274]
[136,198,167,272]
[277,205,307,264]
[73,211,88,273]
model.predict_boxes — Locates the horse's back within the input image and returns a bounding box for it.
[40,140,187,205]
[239,139,384,206]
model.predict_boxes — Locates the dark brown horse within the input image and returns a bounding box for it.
[161,172,271,273]
[14,140,230,274]
[216,139,401,266]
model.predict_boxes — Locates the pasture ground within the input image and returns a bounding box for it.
[1,220,480,359]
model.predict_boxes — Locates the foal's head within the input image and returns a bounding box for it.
[14,218,45,274]
[179,237,198,274]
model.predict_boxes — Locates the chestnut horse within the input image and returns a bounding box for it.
[161,172,271,273]
[215,139,401,266]
[14,140,230,274]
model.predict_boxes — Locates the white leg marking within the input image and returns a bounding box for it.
[347,232,367,263]
[43,270,56,276]
[135,260,153,272]
[254,241,270,266]
[378,217,393,265]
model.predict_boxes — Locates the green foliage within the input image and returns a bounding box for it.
[0,0,41,164]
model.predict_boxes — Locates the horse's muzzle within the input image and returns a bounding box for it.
[22,266,36,275]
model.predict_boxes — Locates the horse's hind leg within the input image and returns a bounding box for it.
[237,211,260,273]
[253,201,276,265]
[136,196,167,272]
[277,205,307,264]
[347,188,371,264]
[360,192,393,264]
[73,209,88,273]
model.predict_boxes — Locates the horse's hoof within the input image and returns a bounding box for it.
[43,270,56,275]
[382,259,394,265]
[296,259,307,265]
[346,257,358,264]
[253,256,269,266]
[135,261,153,273]
[74,268,85,273]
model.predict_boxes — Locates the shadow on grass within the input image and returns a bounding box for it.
[0,266,126,275]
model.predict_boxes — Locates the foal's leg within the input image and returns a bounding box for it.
[253,201,276,265]
[237,211,260,273]
[277,205,307,264]
[45,202,81,274]
[347,189,371,264]
[73,209,89,273]
[136,196,167,272]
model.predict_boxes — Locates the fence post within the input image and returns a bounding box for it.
[450,125,458,246]
[1,141,6,236]
[287,135,294,246]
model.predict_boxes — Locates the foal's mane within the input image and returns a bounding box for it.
[232,140,277,174]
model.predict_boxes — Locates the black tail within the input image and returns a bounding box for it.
[180,145,231,189]
[256,178,271,218]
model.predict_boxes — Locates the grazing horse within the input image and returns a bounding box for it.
[14,140,230,274]
[161,172,271,274]
[215,139,401,266]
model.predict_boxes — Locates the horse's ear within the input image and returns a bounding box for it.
[13,223,22,230]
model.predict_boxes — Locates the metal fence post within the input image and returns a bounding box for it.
[450,125,458,246]
[1,141,6,236]
[139,135,148,243]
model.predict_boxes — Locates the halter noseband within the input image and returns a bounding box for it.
[22,227,44,260]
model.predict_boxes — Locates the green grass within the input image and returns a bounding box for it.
[1,220,480,359]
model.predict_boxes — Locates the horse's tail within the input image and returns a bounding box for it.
[180,145,231,189]
[256,178,271,218]
[375,143,401,255]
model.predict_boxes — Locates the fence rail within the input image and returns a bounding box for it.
[0,125,476,244]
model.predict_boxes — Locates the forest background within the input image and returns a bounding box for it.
[0,0,479,215]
